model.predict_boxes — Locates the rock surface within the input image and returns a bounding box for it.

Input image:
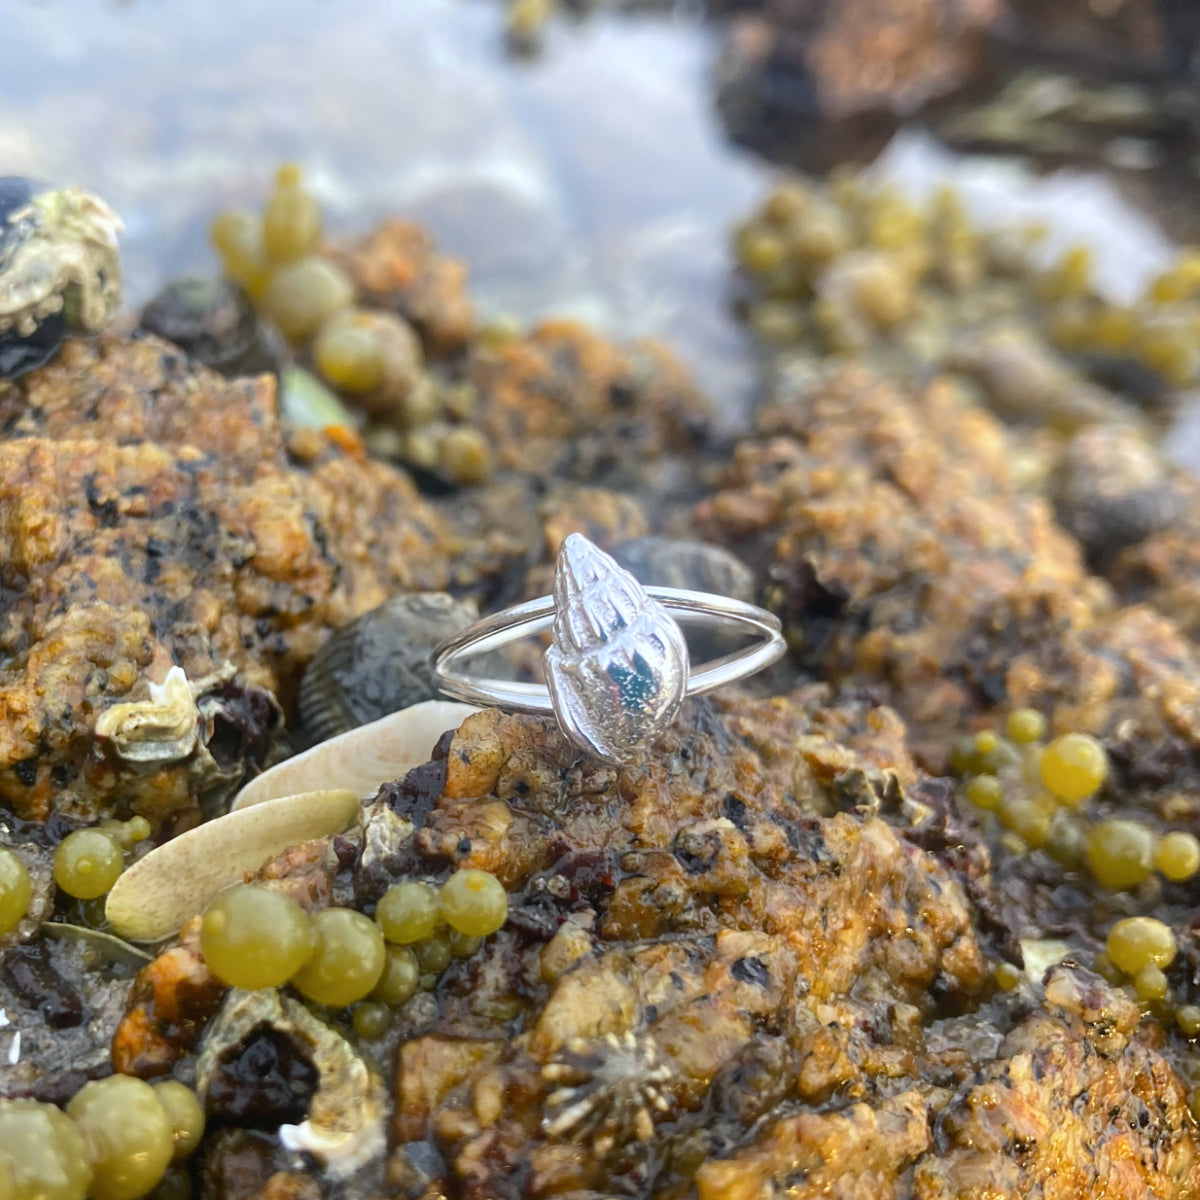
[0,334,453,824]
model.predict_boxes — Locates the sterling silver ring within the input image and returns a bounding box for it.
[433,533,787,764]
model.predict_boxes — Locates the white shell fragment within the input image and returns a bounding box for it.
[232,699,478,811]
[105,788,361,942]
[545,534,689,764]
[1020,937,1074,984]
[198,988,386,1179]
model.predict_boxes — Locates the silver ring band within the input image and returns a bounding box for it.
[433,587,786,713]
[433,534,785,764]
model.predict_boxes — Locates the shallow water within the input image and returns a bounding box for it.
[5,0,1200,464]
[0,0,765,414]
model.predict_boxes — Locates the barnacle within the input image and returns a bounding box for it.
[93,662,281,797]
[93,666,207,766]
[541,1030,674,1157]
[0,177,122,380]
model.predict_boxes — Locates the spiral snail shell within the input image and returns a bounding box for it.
[298,592,483,746]
[545,534,689,764]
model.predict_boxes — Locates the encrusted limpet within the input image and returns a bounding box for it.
[0,177,123,380]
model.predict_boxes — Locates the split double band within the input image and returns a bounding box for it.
[434,533,786,764]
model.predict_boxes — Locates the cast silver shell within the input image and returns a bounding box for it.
[544,534,689,765]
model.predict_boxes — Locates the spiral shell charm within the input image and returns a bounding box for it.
[434,534,786,765]
[545,534,690,764]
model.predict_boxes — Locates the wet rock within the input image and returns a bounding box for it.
[0,933,132,1102]
[0,940,85,1029]
[694,366,1200,798]
[0,333,454,824]
[91,679,1200,1197]
[199,1128,294,1200]
[1001,0,1178,72]
[911,964,1195,1196]
[330,220,474,359]
[379,700,996,1193]
[464,322,711,484]
[112,926,226,1078]
[714,0,1001,164]
[705,1034,798,1127]
[949,326,1139,432]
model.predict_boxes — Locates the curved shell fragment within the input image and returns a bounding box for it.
[232,699,478,811]
[198,988,386,1179]
[105,788,361,942]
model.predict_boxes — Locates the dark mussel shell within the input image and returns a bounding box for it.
[0,310,66,380]
[1050,426,1183,568]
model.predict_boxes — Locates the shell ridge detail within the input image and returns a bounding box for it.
[546,534,689,763]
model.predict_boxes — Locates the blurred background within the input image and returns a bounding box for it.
[3,0,1200,437]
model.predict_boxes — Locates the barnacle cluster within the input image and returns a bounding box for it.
[209,165,492,486]
[735,170,1200,421]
